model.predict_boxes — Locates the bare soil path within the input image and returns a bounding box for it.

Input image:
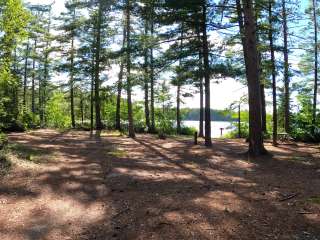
[0,129,319,240]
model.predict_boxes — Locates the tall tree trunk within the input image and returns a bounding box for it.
[70,21,76,128]
[238,104,241,138]
[176,85,181,133]
[144,57,150,131]
[116,63,124,130]
[31,39,36,115]
[201,1,212,146]
[150,1,156,133]
[90,54,95,132]
[312,0,318,130]
[39,65,42,125]
[268,0,278,146]
[41,6,52,127]
[94,0,103,130]
[176,25,183,134]
[239,0,266,155]
[255,11,267,133]
[116,20,126,131]
[196,19,204,138]
[12,48,19,119]
[144,20,150,131]
[126,0,135,138]
[23,41,29,111]
[199,76,204,138]
[261,83,267,132]
[80,92,84,125]
[282,0,290,133]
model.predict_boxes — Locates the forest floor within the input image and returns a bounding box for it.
[0,129,320,240]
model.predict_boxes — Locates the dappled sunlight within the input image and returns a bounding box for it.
[1,130,319,239]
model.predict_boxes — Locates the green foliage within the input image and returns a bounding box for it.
[308,196,320,205]
[0,151,11,176]
[156,113,175,137]
[0,0,30,131]
[0,133,8,149]
[182,108,235,121]
[7,143,50,163]
[46,91,71,129]
[102,95,146,131]
[0,133,10,175]
[290,91,320,142]
[179,125,198,136]
[224,110,273,139]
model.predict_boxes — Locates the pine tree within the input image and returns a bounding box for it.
[237,0,267,155]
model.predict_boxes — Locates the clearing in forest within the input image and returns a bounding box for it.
[0,129,319,240]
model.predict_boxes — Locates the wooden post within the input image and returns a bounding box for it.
[220,128,224,137]
[194,131,198,145]
[238,104,241,138]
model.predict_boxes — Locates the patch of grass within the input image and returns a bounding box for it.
[290,156,311,163]
[7,143,51,164]
[100,130,123,137]
[308,196,320,204]
[0,152,12,176]
[0,133,8,150]
[106,147,126,158]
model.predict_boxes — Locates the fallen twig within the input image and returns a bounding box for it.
[298,211,315,215]
[279,193,299,202]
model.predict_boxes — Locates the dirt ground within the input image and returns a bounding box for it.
[0,129,319,240]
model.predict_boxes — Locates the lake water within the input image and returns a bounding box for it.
[182,121,234,138]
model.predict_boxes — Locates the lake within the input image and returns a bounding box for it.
[182,121,234,138]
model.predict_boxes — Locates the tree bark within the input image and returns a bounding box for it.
[126,0,135,138]
[196,16,204,138]
[70,16,76,128]
[201,1,212,146]
[80,92,84,125]
[312,0,318,131]
[176,25,183,135]
[116,63,124,130]
[282,0,290,133]
[144,19,150,131]
[31,39,36,115]
[90,53,95,132]
[23,41,29,112]
[238,0,266,155]
[94,0,103,130]
[261,83,267,132]
[176,85,181,134]
[254,10,267,133]
[150,1,156,133]
[116,24,126,131]
[268,0,278,146]
[197,25,204,138]
[238,104,241,138]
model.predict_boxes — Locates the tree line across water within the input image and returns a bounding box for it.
[0,0,319,156]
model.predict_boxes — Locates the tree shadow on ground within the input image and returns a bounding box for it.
[1,130,319,240]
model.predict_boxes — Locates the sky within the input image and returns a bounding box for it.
[24,0,264,111]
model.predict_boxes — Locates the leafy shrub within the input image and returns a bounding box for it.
[179,126,198,136]
[291,125,320,142]
[224,122,249,139]
[46,91,71,129]
[1,120,25,132]
[19,111,34,129]
[156,115,175,137]
[0,133,8,150]
[134,120,146,133]
[75,121,92,131]
[0,152,11,176]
